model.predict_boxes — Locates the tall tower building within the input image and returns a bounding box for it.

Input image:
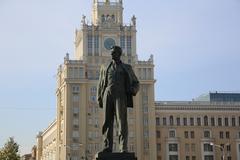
[53,0,156,160]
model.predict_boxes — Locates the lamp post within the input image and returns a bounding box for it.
[210,142,228,160]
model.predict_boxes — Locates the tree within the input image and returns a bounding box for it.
[0,137,20,160]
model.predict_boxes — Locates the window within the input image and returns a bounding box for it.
[144,130,149,137]
[72,156,79,160]
[73,120,79,127]
[157,143,161,151]
[218,118,222,126]
[163,117,167,126]
[73,107,79,114]
[88,118,92,125]
[169,130,176,138]
[204,130,211,138]
[183,117,187,126]
[204,116,208,126]
[232,117,236,126]
[143,68,147,80]
[144,141,149,150]
[184,131,189,138]
[225,117,229,126]
[227,144,231,151]
[129,144,134,152]
[211,117,215,126]
[156,117,160,126]
[90,95,96,102]
[101,15,105,22]
[129,131,134,138]
[204,143,213,152]
[191,144,196,152]
[185,144,190,152]
[170,116,174,126]
[94,35,99,56]
[169,144,178,152]
[197,117,201,126]
[73,118,79,125]
[79,67,84,78]
[190,131,195,139]
[90,86,97,93]
[204,155,213,160]
[88,35,93,55]
[72,131,79,138]
[220,131,224,139]
[120,35,125,49]
[73,94,79,102]
[177,117,180,126]
[156,131,161,138]
[227,157,231,160]
[157,156,162,160]
[192,156,196,160]
[69,67,74,78]
[72,86,80,93]
[169,155,178,160]
[143,116,148,126]
[185,156,190,160]
[190,117,194,126]
[226,131,230,139]
[238,132,240,139]
[126,36,131,55]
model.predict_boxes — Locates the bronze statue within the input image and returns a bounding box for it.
[97,46,139,153]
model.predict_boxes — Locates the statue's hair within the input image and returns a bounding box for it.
[111,45,122,56]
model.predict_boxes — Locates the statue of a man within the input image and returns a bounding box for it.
[97,46,139,153]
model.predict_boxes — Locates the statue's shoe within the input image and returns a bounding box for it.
[101,148,112,153]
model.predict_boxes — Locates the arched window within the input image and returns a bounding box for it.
[204,116,208,126]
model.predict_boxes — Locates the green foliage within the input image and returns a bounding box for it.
[0,137,20,160]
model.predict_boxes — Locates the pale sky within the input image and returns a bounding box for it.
[0,0,240,155]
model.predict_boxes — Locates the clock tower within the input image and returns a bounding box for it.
[75,0,137,65]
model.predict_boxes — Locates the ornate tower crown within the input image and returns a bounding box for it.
[92,0,123,25]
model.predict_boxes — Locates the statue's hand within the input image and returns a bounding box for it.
[130,87,138,96]
[98,100,103,108]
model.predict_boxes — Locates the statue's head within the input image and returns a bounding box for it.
[111,45,122,61]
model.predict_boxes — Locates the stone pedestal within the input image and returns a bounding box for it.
[94,152,137,160]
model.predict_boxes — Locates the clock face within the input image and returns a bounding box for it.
[104,38,115,50]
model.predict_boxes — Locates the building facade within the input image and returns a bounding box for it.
[155,101,240,160]
[35,1,240,160]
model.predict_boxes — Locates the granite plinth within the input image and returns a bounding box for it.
[94,152,137,160]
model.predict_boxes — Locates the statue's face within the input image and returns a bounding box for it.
[111,49,121,61]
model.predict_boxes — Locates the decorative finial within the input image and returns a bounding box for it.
[131,15,136,26]
[81,15,86,25]
[64,53,69,61]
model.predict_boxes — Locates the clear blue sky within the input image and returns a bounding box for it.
[0,0,240,155]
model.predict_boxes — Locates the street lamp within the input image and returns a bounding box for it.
[210,142,229,160]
